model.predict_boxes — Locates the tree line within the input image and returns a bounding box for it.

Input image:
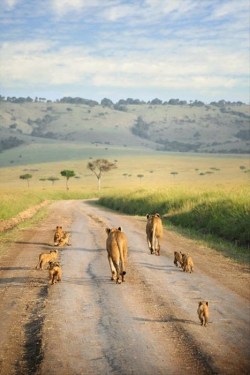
[0,95,245,107]
[19,159,117,191]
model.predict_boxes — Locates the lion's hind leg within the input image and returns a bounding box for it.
[147,234,154,254]
[113,261,121,284]
[155,240,160,256]
[112,258,121,284]
[49,270,54,284]
[108,255,117,281]
[152,236,160,256]
[57,269,62,282]
[199,312,204,326]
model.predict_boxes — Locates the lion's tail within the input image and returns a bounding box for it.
[152,223,157,252]
[117,237,126,275]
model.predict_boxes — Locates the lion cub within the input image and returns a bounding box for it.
[48,261,62,284]
[54,226,64,246]
[174,251,183,268]
[36,249,58,270]
[55,232,71,247]
[197,301,209,326]
[182,253,194,273]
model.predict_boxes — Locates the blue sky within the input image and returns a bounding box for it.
[0,0,249,103]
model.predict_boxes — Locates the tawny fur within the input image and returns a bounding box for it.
[54,226,64,245]
[55,232,71,247]
[146,213,163,255]
[197,301,209,326]
[105,227,128,284]
[182,253,194,273]
[36,249,58,270]
[174,251,183,267]
[48,261,62,284]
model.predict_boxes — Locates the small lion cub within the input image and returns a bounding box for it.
[197,301,209,327]
[55,232,71,247]
[174,251,183,268]
[182,253,194,273]
[48,261,62,284]
[36,249,58,270]
[54,226,63,246]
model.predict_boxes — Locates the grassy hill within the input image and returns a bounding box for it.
[0,101,249,167]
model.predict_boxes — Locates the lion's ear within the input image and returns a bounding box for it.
[118,226,122,231]
[146,214,150,219]
[199,301,202,306]
[105,228,111,234]
[206,302,208,306]
[155,213,160,217]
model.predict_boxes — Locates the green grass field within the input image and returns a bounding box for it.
[0,152,249,261]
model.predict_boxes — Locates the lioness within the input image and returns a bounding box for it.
[197,301,209,327]
[105,227,128,284]
[55,232,71,247]
[48,261,62,284]
[36,249,58,270]
[54,226,63,245]
[146,213,163,255]
[174,251,183,268]
[182,253,194,273]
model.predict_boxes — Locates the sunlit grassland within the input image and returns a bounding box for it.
[0,153,249,261]
[1,152,249,190]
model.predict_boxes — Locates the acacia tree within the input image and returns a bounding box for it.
[60,170,75,190]
[170,171,178,178]
[19,173,32,187]
[47,176,60,185]
[137,174,144,183]
[87,158,117,190]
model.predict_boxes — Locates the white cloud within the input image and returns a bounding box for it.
[210,0,250,19]
[51,0,85,16]
[50,0,115,17]
[102,3,138,22]
[0,39,248,97]
[3,0,19,9]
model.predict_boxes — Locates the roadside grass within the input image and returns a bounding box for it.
[98,186,250,262]
[0,205,49,257]
[165,222,250,264]
[0,188,97,220]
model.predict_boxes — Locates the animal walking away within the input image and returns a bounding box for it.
[146,213,163,256]
[197,301,209,327]
[48,261,62,284]
[36,249,58,270]
[105,226,128,284]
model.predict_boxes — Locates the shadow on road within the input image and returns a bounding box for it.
[134,316,197,325]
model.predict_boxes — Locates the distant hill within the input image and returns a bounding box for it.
[0,100,249,166]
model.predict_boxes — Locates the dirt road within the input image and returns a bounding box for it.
[0,200,249,375]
